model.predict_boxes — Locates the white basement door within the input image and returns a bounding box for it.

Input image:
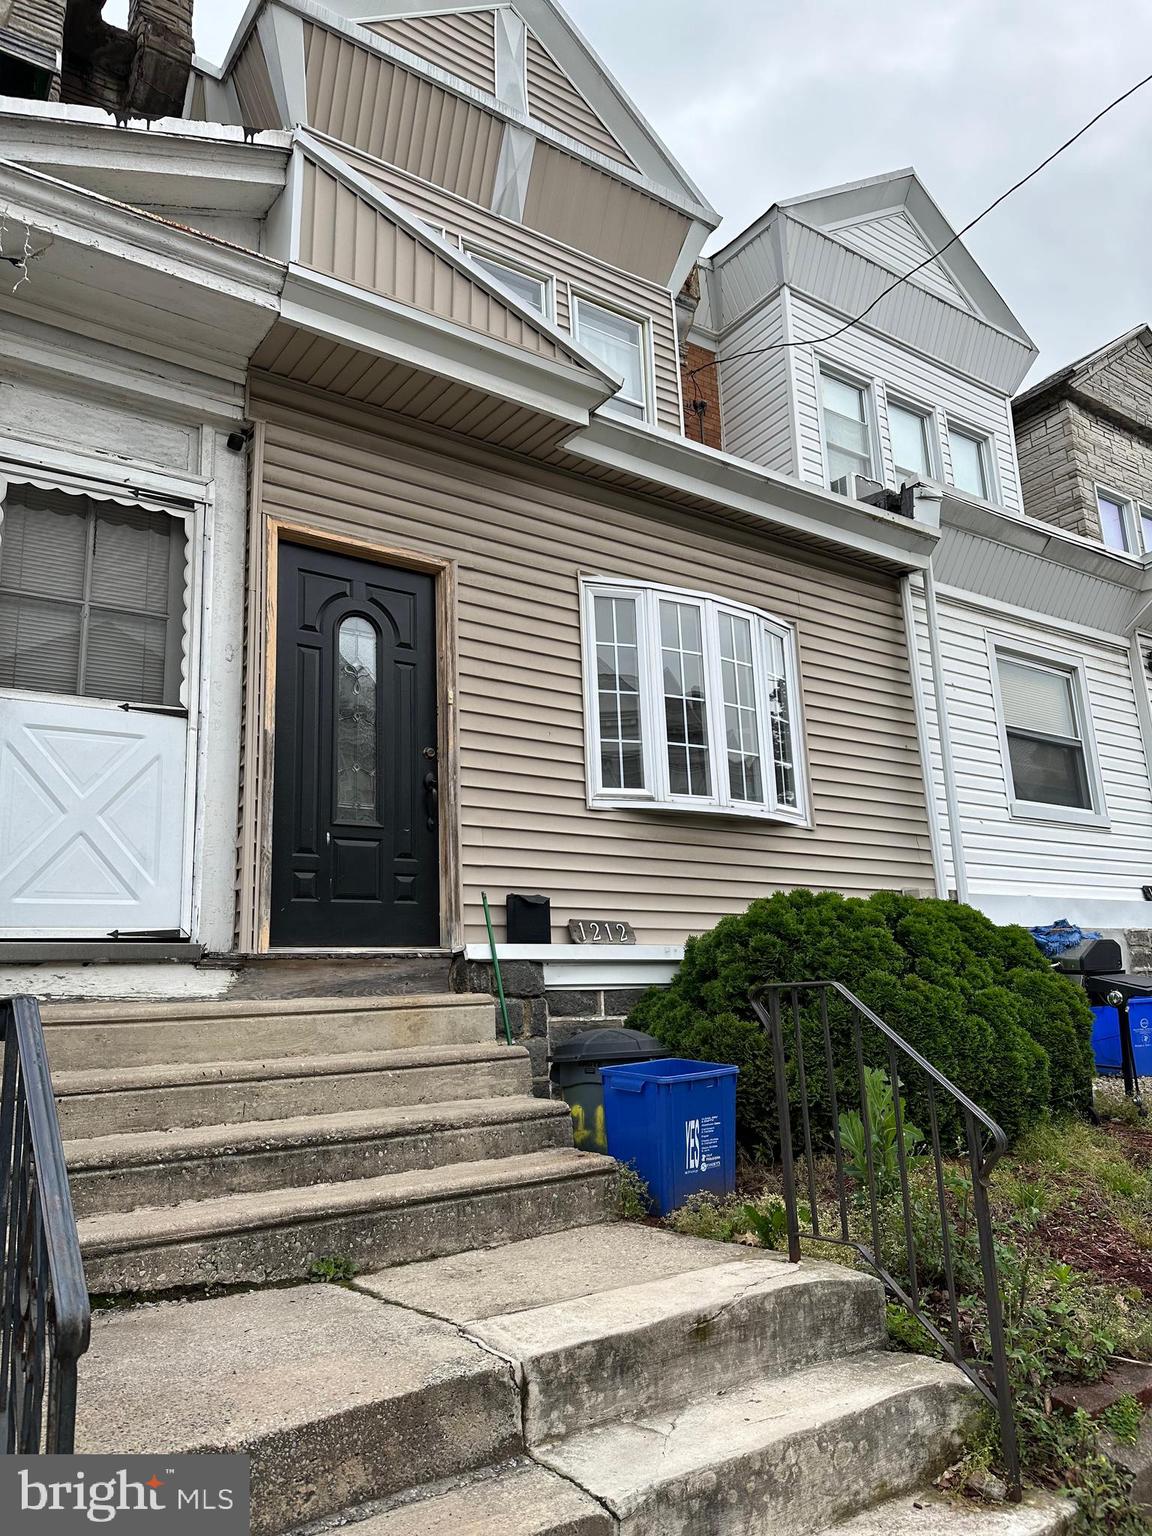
[0,482,190,937]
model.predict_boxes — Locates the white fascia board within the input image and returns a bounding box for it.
[295,131,622,390]
[0,97,290,148]
[0,112,290,214]
[0,159,285,303]
[280,265,614,423]
[463,943,684,961]
[940,491,1147,589]
[252,0,716,226]
[566,417,940,571]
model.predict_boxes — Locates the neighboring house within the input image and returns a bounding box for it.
[690,170,1152,946]
[1013,325,1152,555]
[0,0,950,1066]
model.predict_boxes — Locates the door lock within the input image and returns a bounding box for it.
[422,746,437,760]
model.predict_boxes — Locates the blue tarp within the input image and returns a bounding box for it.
[1027,919,1101,959]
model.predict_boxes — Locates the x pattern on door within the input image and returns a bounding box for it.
[0,700,187,934]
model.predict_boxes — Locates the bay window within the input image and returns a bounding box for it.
[583,579,805,821]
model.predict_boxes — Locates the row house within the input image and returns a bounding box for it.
[691,175,1152,945]
[2,0,1152,1049]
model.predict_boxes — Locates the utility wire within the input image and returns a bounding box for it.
[688,66,1152,380]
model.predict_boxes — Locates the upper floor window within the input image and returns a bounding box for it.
[582,579,805,822]
[820,372,875,487]
[573,298,648,421]
[948,426,992,498]
[994,648,1102,822]
[888,401,935,486]
[465,248,551,319]
[1096,488,1152,555]
[0,483,186,707]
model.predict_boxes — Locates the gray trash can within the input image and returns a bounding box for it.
[550,1028,671,1153]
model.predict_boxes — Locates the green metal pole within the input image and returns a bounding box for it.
[482,890,514,1046]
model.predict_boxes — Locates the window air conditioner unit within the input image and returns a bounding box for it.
[830,473,886,501]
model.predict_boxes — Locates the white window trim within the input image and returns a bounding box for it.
[580,576,809,824]
[462,242,554,321]
[571,293,653,423]
[1092,482,1152,556]
[987,637,1109,828]
[816,360,880,490]
[946,418,998,503]
[883,390,942,487]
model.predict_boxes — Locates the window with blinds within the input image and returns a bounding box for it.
[0,484,187,707]
[996,653,1093,811]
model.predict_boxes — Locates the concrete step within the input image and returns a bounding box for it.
[42,993,495,1071]
[65,1096,573,1216]
[74,1285,523,1536]
[304,1461,612,1536]
[359,1226,885,1442]
[79,1148,618,1294]
[54,1041,532,1138]
[534,1351,978,1536]
[826,1489,1075,1534]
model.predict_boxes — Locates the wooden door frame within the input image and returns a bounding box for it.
[245,511,462,954]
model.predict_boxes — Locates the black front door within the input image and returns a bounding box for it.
[271,542,440,947]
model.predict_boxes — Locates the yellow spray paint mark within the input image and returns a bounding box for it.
[569,1102,608,1151]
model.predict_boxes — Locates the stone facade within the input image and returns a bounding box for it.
[450,956,656,1096]
[1014,329,1152,544]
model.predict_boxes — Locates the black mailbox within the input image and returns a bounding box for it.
[506,892,551,944]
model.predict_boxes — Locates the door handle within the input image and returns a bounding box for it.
[423,770,438,831]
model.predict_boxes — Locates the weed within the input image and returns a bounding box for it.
[1100,1396,1145,1449]
[665,1191,746,1242]
[837,1067,924,1197]
[615,1161,653,1220]
[309,1254,356,1284]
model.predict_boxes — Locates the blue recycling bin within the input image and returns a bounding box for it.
[1125,997,1152,1077]
[600,1057,739,1216]
[1091,999,1152,1078]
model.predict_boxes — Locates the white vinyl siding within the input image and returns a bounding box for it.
[715,293,792,471]
[830,210,973,310]
[914,588,1152,909]
[786,294,1021,510]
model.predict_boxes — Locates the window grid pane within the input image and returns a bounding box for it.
[766,630,798,808]
[889,403,932,483]
[0,485,184,706]
[1098,493,1131,552]
[594,594,644,791]
[660,599,711,796]
[719,611,763,803]
[950,430,989,497]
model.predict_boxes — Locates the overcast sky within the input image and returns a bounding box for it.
[158,0,1152,385]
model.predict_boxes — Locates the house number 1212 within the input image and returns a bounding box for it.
[568,919,635,944]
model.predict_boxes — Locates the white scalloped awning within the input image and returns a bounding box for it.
[0,468,197,516]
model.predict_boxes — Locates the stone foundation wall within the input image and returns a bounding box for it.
[450,957,660,1096]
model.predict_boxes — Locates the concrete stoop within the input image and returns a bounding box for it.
[46,993,614,1294]
[73,1224,1075,1536]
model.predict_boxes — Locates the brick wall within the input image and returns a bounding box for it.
[680,342,723,451]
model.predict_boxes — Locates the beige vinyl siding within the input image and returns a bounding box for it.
[832,212,972,310]
[297,159,562,359]
[523,143,691,287]
[232,31,282,132]
[330,144,684,430]
[303,23,503,208]
[524,31,632,166]
[363,9,496,95]
[251,385,934,944]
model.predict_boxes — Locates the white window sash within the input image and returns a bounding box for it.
[572,296,650,416]
[581,579,807,823]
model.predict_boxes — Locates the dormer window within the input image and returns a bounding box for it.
[819,372,875,487]
[888,401,935,486]
[574,297,649,422]
[948,426,992,499]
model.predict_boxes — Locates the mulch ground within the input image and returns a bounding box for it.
[1034,1197,1152,1296]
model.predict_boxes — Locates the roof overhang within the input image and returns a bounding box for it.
[560,417,941,573]
[0,156,285,374]
[0,99,290,213]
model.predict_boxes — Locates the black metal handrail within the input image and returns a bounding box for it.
[1,995,90,1453]
[753,980,1020,1499]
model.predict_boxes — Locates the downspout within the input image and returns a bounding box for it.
[900,574,947,899]
[922,564,969,904]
